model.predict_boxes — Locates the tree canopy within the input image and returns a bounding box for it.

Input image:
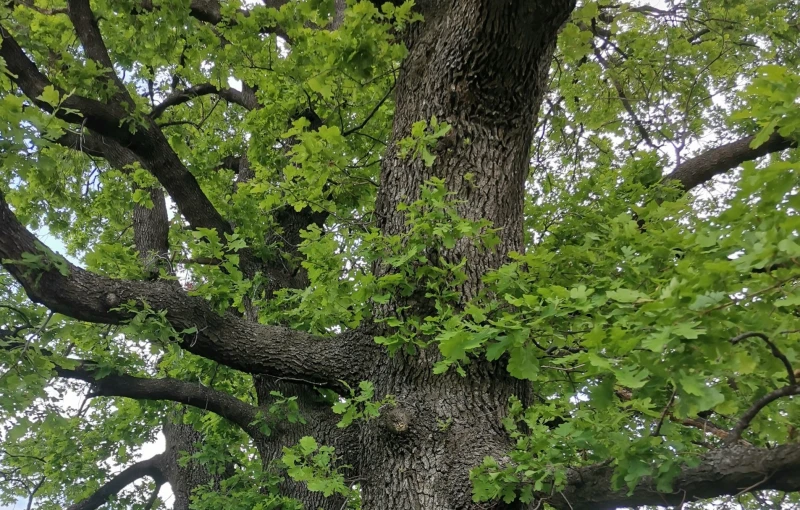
[0,0,799,508]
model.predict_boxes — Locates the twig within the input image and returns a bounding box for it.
[730,332,796,385]
[652,386,677,436]
[342,82,395,137]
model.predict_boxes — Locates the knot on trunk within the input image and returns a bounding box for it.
[379,405,412,435]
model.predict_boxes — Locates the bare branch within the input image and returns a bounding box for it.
[0,190,376,391]
[663,132,796,191]
[66,454,165,510]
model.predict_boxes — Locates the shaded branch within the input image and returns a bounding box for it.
[66,0,131,98]
[552,443,800,510]
[592,45,657,149]
[342,83,395,137]
[0,190,376,391]
[726,385,800,445]
[66,454,165,510]
[150,84,257,119]
[0,26,232,237]
[730,332,796,385]
[55,363,264,437]
[663,131,796,191]
[137,0,289,41]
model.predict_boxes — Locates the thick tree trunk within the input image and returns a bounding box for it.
[375,0,575,301]
[361,1,575,508]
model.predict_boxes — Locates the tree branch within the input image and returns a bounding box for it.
[0,26,232,237]
[726,385,800,445]
[136,0,289,41]
[150,84,257,119]
[66,0,131,98]
[730,332,796,385]
[0,190,376,391]
[55,363,264,437]
[66,454,165,510]
[663,131,796,191]
[552,443,800,510]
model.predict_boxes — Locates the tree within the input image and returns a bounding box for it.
[0,0,799,507]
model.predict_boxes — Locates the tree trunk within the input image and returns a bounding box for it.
[375,0,574,301]
[361,1,575,507]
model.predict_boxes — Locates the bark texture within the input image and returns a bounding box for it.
[359,1,576,507]
[376,0,575,302]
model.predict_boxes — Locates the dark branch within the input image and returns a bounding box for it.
[730,332,796,385]
[726,385,800,445]
[66,454,165,510]
[150,84,257,119]
[553,443,800,510]
[663,132,796,191]
[342,83,395,137]
[0,26,231,237]
[592,44,657,149]
[137,0,289,41]
[66,0,130,97]
[56,363,264,437]
[0,190,375,391]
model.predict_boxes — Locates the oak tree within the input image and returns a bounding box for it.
[1,0,799,508]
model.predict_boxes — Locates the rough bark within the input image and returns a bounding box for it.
[553,443,800,510]
[360,1,576,507]
[375,0,575,302]
[0,190,376,390]
[162,419,228,510]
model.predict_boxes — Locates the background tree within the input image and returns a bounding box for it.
[1,0,799,508]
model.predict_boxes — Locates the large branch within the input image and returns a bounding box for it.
[66,0,131,98]
[66,454,165,510]
[56,364,264,437]
[553,443,800,510]
[0,25,232,237]
[0,190,374,391]
[663,131,796,191]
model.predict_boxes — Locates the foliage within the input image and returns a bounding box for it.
[0,0,799,508]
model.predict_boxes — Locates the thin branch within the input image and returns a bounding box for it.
[66,454,166,510]
[651,386,677,436]
[592,44,657,149]
[150,84,256,119]
[142,480,162,510]
[730,332,796,385]
[726,384,800,445]
[342,83,395,136]
[25,476,45,510]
